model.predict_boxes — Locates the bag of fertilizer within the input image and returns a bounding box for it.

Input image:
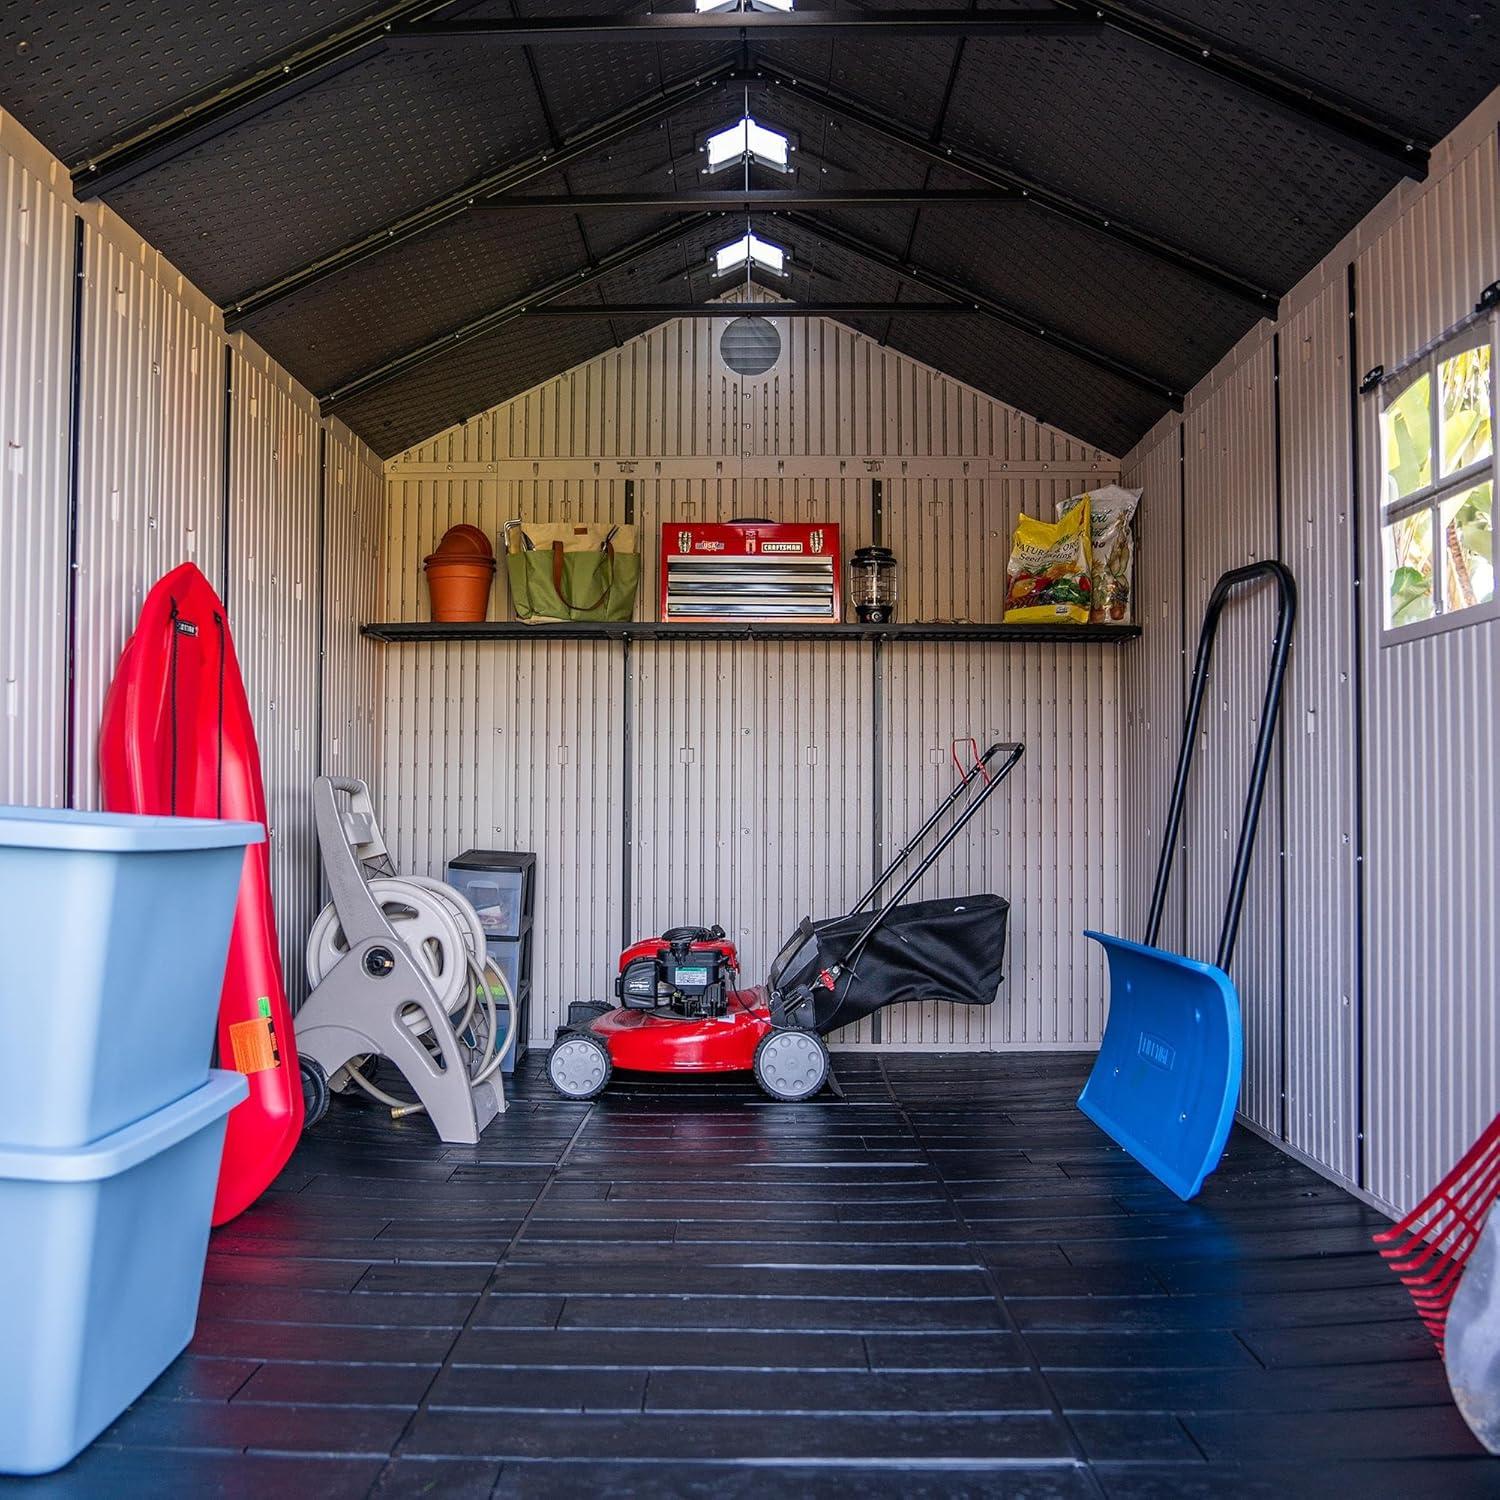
[1056,484,1141,624]
[1003,499,1094,625]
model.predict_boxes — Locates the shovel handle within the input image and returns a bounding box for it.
[1144,560,1297,970]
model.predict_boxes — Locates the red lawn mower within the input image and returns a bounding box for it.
[546,740,1025,1102]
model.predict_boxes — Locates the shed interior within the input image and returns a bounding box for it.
[0,2,1497,1493]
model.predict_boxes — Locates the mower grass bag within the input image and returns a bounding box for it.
[794,895,1010,1034]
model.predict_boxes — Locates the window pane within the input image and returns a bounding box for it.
[1440,480,1494,613]
[1438,342,1492,477]
[1381,372,1432,504]
[1383,508,1435,627]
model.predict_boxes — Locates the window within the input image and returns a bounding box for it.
[696,1,794,12]
[1379,324,1495,639]
[711,231,789,278]
[702,115,792,175]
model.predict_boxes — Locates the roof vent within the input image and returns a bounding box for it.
[719,316,782,377]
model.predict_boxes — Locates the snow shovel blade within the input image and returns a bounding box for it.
[1077,931,1243,1201]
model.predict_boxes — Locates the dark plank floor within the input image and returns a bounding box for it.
[5,1052,1491,1498]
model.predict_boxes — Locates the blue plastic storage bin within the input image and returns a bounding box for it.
[0,806,262,1148]
[0,1070,247,1475]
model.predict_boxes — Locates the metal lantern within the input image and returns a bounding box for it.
[849,546,898,623]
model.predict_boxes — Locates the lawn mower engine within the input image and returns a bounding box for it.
[615,925,740,1019]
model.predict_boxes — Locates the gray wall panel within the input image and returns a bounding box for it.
[1118,92,1500,1214]
[228,344,323,1009]
[0,122,73,808]
[72,216,224,808]
[1181,338,1283,1137]
[1120,418,1185,951]
[1279,279,1360,1181]
[1355,125,1500,1212]
[321,419,385,785]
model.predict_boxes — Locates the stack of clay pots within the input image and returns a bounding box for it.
[424,525,495,622]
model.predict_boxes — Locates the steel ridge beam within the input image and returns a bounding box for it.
[761,66,1277,310]
[475,189,1020,210]
[393,11,1101,43]
[1051,0,1429,177]
[222,64,746,327]
[72,0,470,200]
[320,214,717,408]
[518,302,977,317]
[779,211,1182,407]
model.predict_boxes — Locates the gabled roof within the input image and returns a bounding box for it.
[1,2,1493,457]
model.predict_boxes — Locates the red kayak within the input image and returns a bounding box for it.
[99,562,303,1224]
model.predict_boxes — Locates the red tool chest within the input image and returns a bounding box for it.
[659,521,842,623]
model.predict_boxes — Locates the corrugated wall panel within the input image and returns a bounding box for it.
[72,217,224,808]
[228,344,322,1008]
[394,313,1107,470]
[1278,279,1360,1181]
[0,126,73,808]
[1356,126,1500,1212]
[378,636,623,1042]
[1120,418,1185,951]
[1181,337,1283,1136]
[321,419,385,784]
[872,642,1118,1051]
[380,314,1122,1049]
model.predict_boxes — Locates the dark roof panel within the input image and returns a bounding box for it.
[0,4,1492,459]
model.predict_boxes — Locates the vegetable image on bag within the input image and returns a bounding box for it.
[1003,500,1094,625]
[503,521,641,624]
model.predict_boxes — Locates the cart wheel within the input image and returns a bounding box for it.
[299,1055,330,1129]
[754,1029,830,1102]
[547,1030,612,1101]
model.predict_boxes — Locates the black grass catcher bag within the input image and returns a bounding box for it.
[769,894,1010,1035]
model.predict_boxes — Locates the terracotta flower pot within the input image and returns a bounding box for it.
[435,524,493,558]
[424,554,495,622]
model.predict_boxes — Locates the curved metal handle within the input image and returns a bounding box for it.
[852,740,1020,915]
[1145,560,1298,970]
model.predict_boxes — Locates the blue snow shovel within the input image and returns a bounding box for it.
[1079,560,1297,1200]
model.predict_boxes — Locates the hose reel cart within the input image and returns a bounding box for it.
[295,777,518,1143]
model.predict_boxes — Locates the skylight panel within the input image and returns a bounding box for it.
[712,232,789,278]
[696,1,794,12]
[703,115,792,175]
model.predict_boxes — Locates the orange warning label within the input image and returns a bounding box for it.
[228,1016,281,1074]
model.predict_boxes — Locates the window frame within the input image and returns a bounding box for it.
[1377,317,1497,646]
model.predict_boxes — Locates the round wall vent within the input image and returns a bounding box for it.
[719,316,782,377]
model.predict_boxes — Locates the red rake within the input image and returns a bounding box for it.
[1373,1113,1500,1354]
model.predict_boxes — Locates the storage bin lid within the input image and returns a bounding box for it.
[0,806,264,853]
[0,1072,248,1182]
[449,848,536,870]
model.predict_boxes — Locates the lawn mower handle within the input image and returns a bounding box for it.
[839,741,1024,968]
[850,740,1021,917]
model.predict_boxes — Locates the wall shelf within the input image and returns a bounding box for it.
[360,620,1141,645]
